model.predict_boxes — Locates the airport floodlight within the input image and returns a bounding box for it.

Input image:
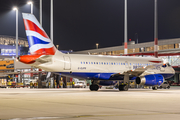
[27,1,33,14]
[96,43,99,49]
[27,1,33,5]
[13,7,18,11]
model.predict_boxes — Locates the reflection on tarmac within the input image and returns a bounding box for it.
[0,87,180,120]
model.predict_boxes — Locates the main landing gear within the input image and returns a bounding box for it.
[90,80,99,91]
[90,85,99,91]
[152,86,158,90]
[119,73,129,91]
[119,85,128,91]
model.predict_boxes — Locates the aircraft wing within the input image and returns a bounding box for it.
[111,65,157,77]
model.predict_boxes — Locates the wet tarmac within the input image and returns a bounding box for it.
[0,87,180,120]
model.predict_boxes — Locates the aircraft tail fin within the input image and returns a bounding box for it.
[22,13,57,55]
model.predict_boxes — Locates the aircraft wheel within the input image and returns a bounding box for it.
[123,85,129,91]
[152,86,157,90]
[167,86,170,89]
[119,85,123,91]
[90,85,99,91]
[119,85,129,91]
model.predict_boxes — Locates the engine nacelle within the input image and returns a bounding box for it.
[136,74,164,86]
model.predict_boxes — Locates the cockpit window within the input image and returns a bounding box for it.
[167,63,171,67]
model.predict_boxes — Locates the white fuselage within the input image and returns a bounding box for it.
[31,51,175,80]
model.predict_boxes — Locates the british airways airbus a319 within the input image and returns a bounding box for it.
[18,13,175,91]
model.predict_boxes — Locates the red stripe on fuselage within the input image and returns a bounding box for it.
[23,19,49,38]
[149,61,162,63]
[31,47,56,55]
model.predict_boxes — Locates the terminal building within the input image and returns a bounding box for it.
[0,35,29,58]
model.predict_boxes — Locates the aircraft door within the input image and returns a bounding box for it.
[125,61,129,69]
[63,56,71,70]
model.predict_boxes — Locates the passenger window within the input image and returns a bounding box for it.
[86,62,88,64]
[111,63,113,65]
[96,62,98,64]
[91,62,93,64]
[104,62,106,65]
[83,62,85,64]
[81,62,82,64]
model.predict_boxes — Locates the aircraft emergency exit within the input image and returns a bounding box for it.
[18,13,175,91]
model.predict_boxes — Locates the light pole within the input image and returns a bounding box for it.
[124,0,128,55]
[96,43,99,49]
[40,0,42,25]
[51,0,53,42]
[13,7,18,58]
[135,33,138,44]
[27,1,33,14]
[154,0,158,58]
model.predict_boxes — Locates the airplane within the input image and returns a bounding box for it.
[17,13,175,91]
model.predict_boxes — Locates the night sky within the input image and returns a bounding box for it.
[0,0,180,51]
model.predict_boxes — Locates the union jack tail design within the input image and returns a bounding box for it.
[22,13,56,55]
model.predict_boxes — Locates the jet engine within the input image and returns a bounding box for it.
[136,74,164,86]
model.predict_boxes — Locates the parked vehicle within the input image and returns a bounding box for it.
[6,63,14,68]
[159,82,170,89]
[74,81,86,88]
